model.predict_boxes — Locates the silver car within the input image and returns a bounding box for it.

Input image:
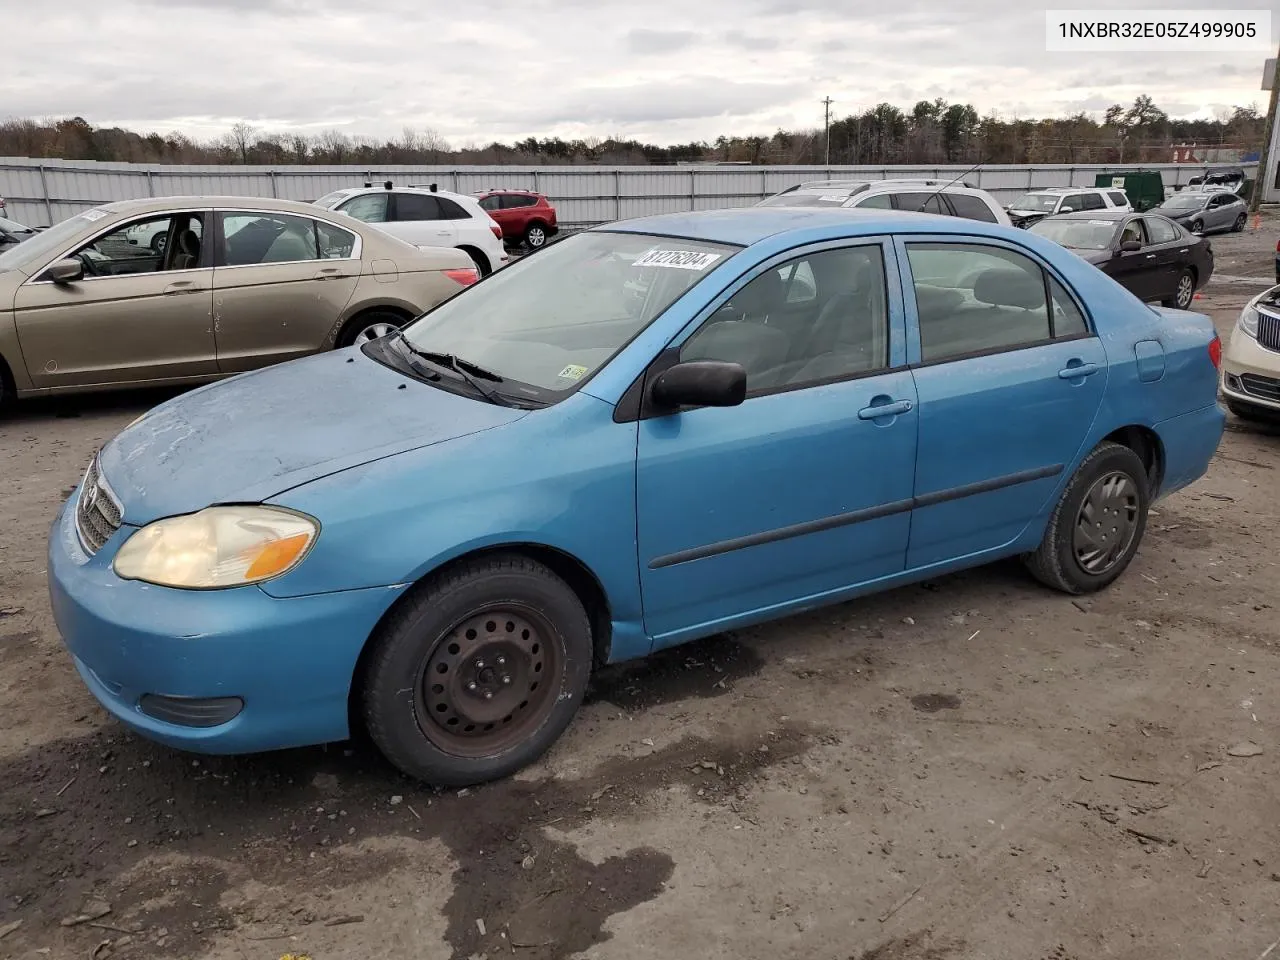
[1154,189,1248,235]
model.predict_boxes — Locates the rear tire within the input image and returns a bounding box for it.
[360,554,592,786]
[461,247,491,276]
[336,310,405,348]
[1023,442,1150,595]
[1162,269,1195,309]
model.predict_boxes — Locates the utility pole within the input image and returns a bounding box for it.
[1250,42,1280,214]
[822,96,833,165]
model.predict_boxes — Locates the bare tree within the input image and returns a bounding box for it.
[228,121,258,163]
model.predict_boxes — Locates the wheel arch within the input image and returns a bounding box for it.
[456,244,492,275]
[1101,424,1166,495]
[348,541,614,734]
[332,303,416,348]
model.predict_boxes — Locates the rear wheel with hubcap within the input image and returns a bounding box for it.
[337,310,404,348]
[1024,441,1150,595]
[1163,269,1195,310]
[361,555,592,786]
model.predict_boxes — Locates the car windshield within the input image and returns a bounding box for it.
[1159,194,1207,211]
[1028,218,1118,250]
[757,192,851,207]
[396,231,738,401]
[0,207,107,274]
[1009,193,1060,212]
[312,191,349,209]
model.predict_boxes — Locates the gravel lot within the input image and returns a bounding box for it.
[2,219,1278,960]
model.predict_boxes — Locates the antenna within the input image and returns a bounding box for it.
[822,96,834,165]
[921,157,988,212]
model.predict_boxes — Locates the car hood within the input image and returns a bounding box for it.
[98,348,528,526]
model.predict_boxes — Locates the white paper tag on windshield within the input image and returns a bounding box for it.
[633,249,721,271]
[81,209,108,222]
[1089,220,1114,226]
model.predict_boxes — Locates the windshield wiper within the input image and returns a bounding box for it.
[391,334,517,407]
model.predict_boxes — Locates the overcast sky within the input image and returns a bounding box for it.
[7,0,1275,145]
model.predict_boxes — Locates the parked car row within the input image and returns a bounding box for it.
[0,196,479,403]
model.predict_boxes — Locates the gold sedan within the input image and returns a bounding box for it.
[0,196,480,401]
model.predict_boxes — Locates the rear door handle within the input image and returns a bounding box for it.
[1144,254,1156,259]
[858,398,913,420]
[162,281,200,295]
[1058,361,1101,379]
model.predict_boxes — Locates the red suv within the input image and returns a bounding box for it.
[475,190,558,250]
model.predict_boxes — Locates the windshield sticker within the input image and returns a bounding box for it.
[632,249,722,271]
[557,364,588,381]
[80,209,108,222]
[817,194,846,202]
[1089,220,1114,226]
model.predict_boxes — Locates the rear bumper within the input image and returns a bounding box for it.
[48,497,406,754]
[1152,402,1225,498]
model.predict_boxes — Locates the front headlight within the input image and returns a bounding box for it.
[113,506,318,589]
[1238,301,1260,338]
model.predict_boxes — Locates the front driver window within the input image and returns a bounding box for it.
[680,246,889,395]
[68,213,204,278]
[1120,221,1144,246]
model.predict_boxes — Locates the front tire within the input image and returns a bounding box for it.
[1023,442,1150,595]
[1233,213,1247,232]
[1189,219,1204,235]
[360,555,592,786]
[524,223,548,250]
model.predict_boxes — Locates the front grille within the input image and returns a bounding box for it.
[1240,373,1280,404]
[74,456,123,555]
[1256,308,1280,353]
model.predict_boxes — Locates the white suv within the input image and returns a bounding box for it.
[1006,187,1132,228]
[313,183,509,275]
[758,179,1012,226]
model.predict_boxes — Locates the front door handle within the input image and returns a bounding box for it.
[162,281,200,295]
[1058,361,1101,379]
[858,397,913,420]
[313,268,344,280]
[1144,254,1156,259]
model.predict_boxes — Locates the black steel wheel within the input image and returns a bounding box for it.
[1024,441,1150,595]
[361,554,592,786]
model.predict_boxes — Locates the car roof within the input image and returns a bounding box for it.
[1029,187,1098,195]
[94,196,359,216]
[601,206,1003,246]
[478,189,539,195]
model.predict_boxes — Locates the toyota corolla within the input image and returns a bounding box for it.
[48,207,1225,786]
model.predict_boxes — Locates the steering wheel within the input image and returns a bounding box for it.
[76,251,102,277]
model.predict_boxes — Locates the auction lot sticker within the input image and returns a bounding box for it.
[633,249,722,270]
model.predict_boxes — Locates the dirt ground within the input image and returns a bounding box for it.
[2,221,1279,960]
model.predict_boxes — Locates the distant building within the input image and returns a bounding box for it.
[1171,144,1251,163]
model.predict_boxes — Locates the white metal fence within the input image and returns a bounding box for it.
[0,157,1259,229]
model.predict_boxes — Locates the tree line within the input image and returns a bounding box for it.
[0,97,1264,167]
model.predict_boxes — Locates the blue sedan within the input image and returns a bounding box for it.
[49,207,1225,785]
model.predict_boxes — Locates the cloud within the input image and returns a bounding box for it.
[625,28,698,55]
[1,0,1269,146]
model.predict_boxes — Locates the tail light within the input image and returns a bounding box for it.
[490,224,503,240]
[1208,334,1222,370]
[1275,240,1280,254]
[444,267,479,286]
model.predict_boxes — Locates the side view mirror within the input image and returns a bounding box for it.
[651,360,746,410]
[1059,205,1076,213]
[1119,239,1142,253]
[47,258,85,284]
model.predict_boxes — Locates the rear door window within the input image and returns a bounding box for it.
[1144,216,1178,245]
[393,193,442,221]
[1078,193,1105,211]
[946,194,998,222]
[855,193,895,210]
[893,192,946,215]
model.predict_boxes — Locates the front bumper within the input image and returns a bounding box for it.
[1221,330,1280,412]
[48,497,407,754]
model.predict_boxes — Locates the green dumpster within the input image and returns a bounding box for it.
[1094,172,1165,212]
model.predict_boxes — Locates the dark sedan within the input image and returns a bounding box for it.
[1153,189,1247,235]
[1029,211,1213,310]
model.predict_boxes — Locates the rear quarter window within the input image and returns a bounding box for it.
[1108,191,1129,206]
